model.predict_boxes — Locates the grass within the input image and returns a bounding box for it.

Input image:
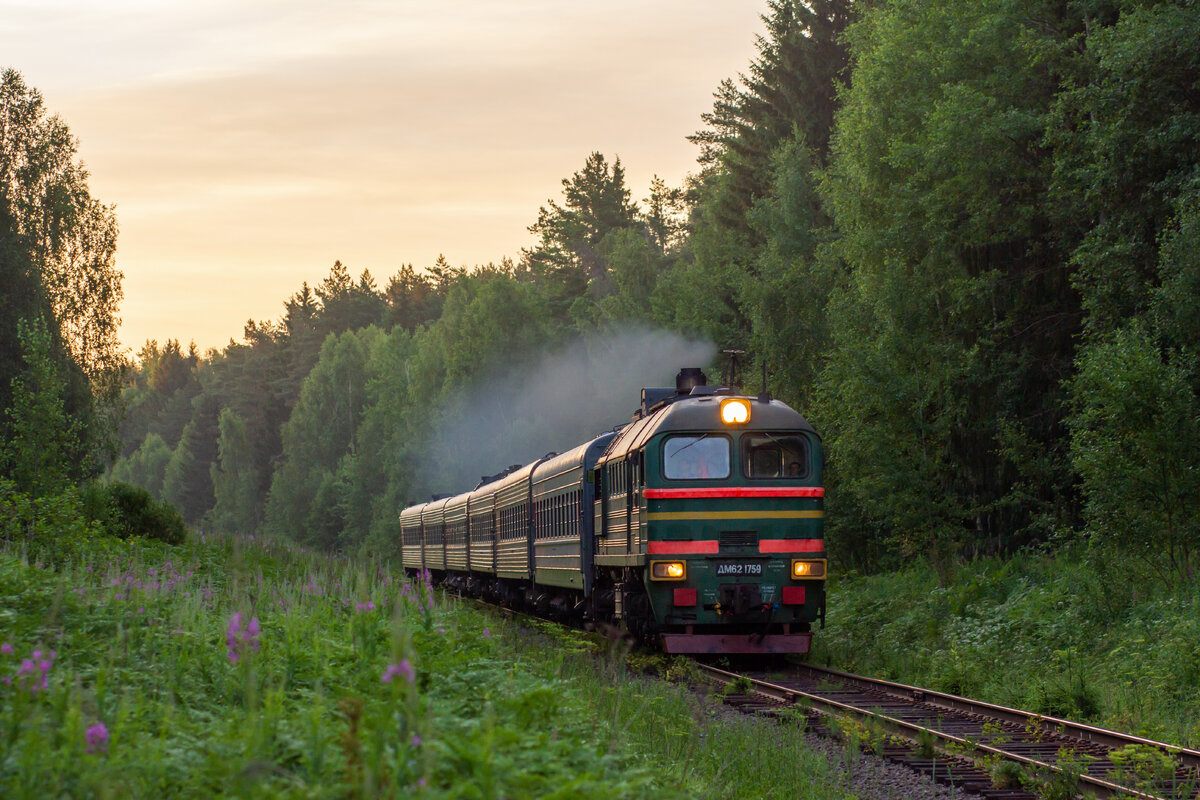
[812,544,1200,748]
[0,527,853,799]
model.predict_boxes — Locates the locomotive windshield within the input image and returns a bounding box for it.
[743,433,808,479]
[663,434,730,480]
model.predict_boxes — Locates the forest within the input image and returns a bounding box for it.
[4,0,1200,589]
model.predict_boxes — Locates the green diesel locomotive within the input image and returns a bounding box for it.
[400,368,825,654]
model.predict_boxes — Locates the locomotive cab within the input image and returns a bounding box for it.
[594,371,826,654]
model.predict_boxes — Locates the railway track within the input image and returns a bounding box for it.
[700,661,1200,799]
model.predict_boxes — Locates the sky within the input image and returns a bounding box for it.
[3,0,767,354]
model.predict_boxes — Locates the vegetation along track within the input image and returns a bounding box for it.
[701,662,1200,800]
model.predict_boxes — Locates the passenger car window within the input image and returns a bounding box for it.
[663,435,730,480]
[742,433,808,479]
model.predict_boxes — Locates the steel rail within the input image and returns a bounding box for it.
[796,662,1200,774]
[698,663,1194,800]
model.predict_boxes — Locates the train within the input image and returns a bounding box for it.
[399,367,825,654]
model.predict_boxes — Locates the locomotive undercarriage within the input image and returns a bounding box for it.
[414,566,812,654]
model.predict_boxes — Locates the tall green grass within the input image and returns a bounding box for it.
[1,528,851,799]
[813,546,1200,748]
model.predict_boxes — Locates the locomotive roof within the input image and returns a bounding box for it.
[598,393,816,464]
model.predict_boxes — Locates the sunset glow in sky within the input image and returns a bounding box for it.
[4,1,766,353]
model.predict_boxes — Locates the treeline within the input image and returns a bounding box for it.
[107,0,1199,583]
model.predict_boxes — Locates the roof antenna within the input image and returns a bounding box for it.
[722,349,744,391]
[759,360,772,403]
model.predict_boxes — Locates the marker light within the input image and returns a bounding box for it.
[790,559,827,580]
[650,561,687,581]
[720,398,751,425]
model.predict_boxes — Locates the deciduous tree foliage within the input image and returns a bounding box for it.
[0,69,122,384]
[2,71,123,487]
[1069,323,1200,587]
[1055,0,1200,580]
[1,318,79,496]
[815,0,1086,569]
[208,408,260,535]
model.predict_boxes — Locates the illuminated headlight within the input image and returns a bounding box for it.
[650,561,687,581]
[790,559,827,580]
[720,398,750,425]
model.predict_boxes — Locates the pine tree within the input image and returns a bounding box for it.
[523,152,640,311]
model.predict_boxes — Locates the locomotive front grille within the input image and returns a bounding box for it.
[719,530,758,549]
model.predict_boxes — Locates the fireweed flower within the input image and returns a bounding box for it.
[355,600,376,613]
[225,613,261,664]
[1,643,12,655]
[381,659,415,685]
[13,649,55,694]
[85,722,109,754]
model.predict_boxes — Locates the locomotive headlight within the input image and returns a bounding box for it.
[650,561,687,581]
[720,398,751,425]
[790,559,827,580]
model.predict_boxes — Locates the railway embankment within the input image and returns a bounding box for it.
[813,546,1200,752]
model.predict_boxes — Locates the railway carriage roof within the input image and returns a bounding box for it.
[532,432,616,485]
[599,395,816,463]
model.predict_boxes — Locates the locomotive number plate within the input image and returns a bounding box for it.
[714,562,763,576]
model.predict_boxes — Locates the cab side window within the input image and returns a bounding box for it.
[663,435,730,480]
[742,433,808,479]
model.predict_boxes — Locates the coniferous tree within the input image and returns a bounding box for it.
[689,0,853,232]
[668,0,854,384]
[523,152,640,314]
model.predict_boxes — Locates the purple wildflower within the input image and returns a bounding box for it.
[356,600,376,613]
[411,733,421,747]
[13,648,54,694]
[85,722,109,754]
[226,613,261,663]
[381,659,415,685]
[482,628,490,638]
[1,643,12,655]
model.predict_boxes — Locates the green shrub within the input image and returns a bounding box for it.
[0,480,103,567]
[82,481,188,545]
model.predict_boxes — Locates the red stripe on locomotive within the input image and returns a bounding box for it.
[643,487,824,499]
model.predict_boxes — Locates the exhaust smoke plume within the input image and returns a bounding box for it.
[422,325,716,495]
